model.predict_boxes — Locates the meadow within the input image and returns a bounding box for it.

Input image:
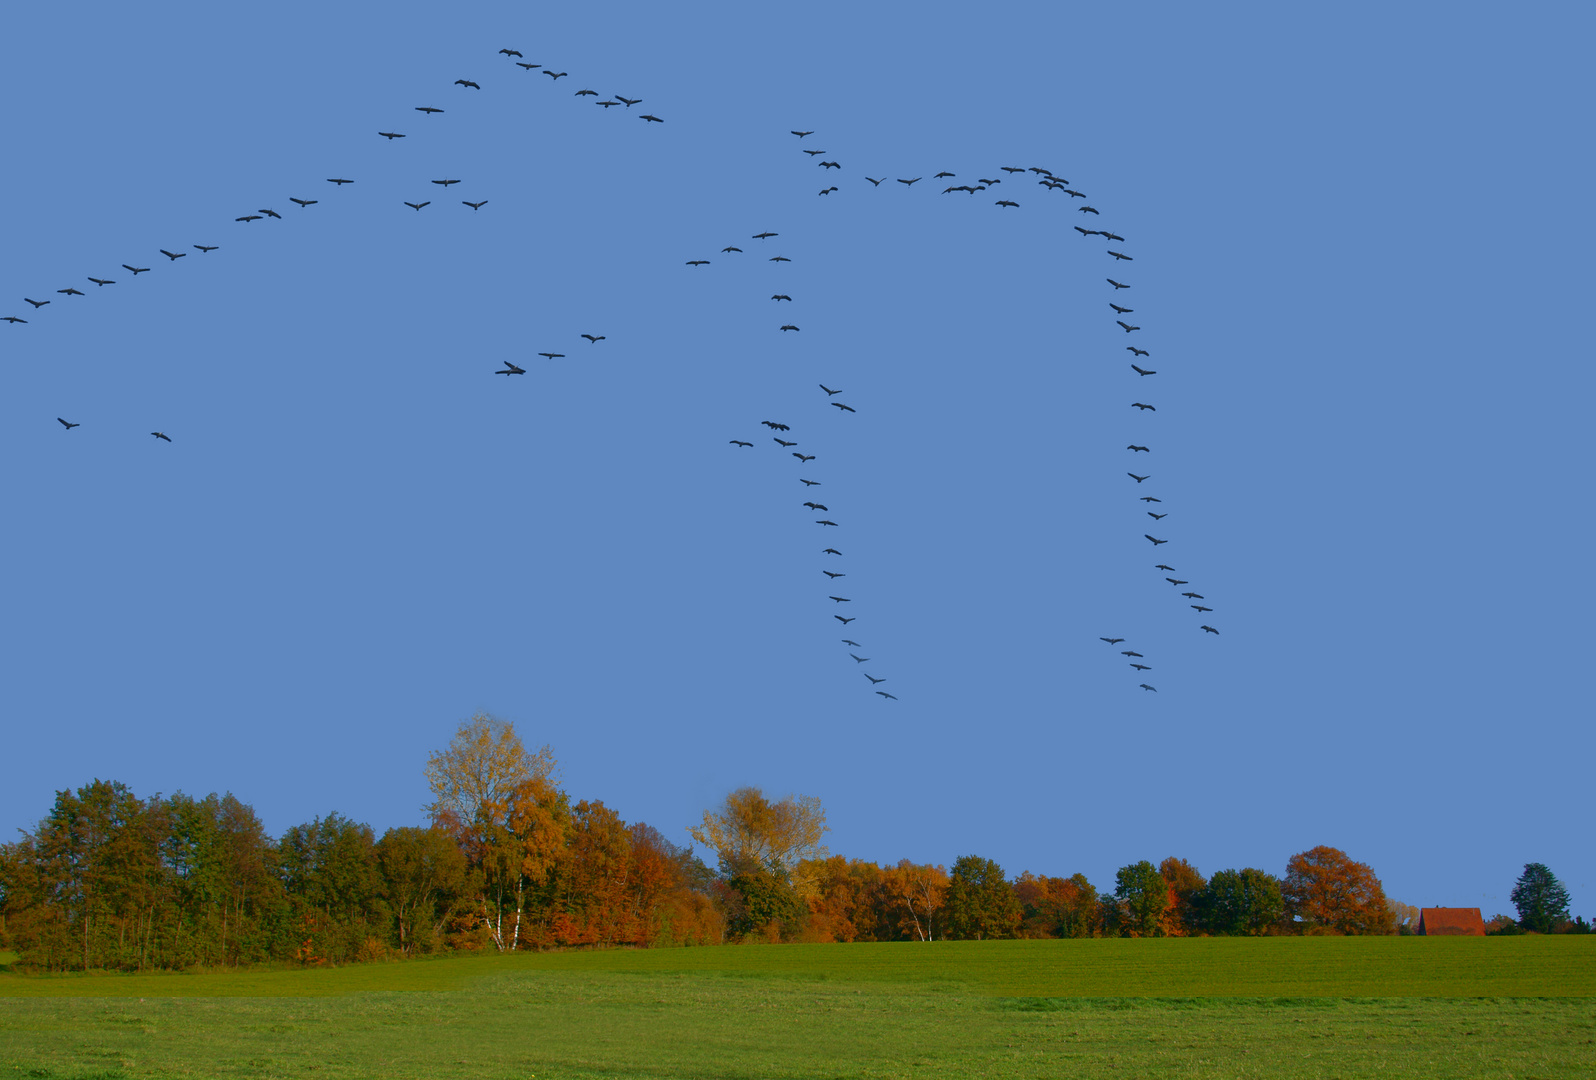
[3,938,1594,1079]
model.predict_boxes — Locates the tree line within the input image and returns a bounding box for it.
[0,716,1583,971]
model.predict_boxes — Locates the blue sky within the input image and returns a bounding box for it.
[3,1,1591,918]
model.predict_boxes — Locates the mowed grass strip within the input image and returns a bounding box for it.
[2,936,1591,999]
[3,973,1594,1080]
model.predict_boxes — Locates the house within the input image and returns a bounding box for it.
[1418,907,1485,936]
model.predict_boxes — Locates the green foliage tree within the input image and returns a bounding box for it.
[376,827,471,955]
[1510,863,1571,934]
[942,855,1021,940]
[1196,868,1284,936]
[1114,860,1170,937]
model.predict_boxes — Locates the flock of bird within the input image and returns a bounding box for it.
[11,44,1219,697]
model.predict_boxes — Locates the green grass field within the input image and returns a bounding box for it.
[3,939,1593,1079]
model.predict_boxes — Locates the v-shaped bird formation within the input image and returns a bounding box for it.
[9,44,1221,699]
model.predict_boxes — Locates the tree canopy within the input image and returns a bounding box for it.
[1510,863,1571,933]
[1282,846,1394,935]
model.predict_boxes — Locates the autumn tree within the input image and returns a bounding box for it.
[424,714,566,952]
[689,788,828,941]
[1114,860,1170,937]
[1282,846,1395,935]
[1013,873,1099,939]
[943,855,1021,940]
[1510,863,1571,933]
[1195,868,1284,936]
[1158,857,1206,936]
[881,860,949,941]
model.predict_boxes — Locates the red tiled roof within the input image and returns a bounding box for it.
[1419,907,1485,936]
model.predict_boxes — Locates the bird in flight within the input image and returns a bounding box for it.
[794,453,815,463]
[290,198,318,208]
[1128,445,1149,453]
[235,215,262,223]
[1182,592,1204,600]
[1140,684,1157,692]
[432,178,460,187]
[897,177,921,186]
[824,548,842,556]
[1143,498,1163,504]
[404,201,430,211]
[1166,577,1188,586]
[865,177,883,186]
[121,264,150,275]
[686,260,709,267]
[194,245,218,253]
[87,277,115,286]
[24,298,49,308]
[841,639,860,647]
[538,352,565,359]
[722,246,743,253]
[151,431,171,442]
[463,200,488,210]
[1117,320,1141,333]
[1102,232,1125,242]
[835,615,855,624]
[1122,650,1143,658]
[455,79,481,89]
[1201,625,1220,635]
[792,130,814,138]
[829,596,851,604]
[159,250,185,261]
[1148,512,1167,520]
[849,652,868,663]
[545,71,568,80]
[1108,251,1133,261]
[581,334,605,344]
[58,287,85,296]
[378,132,406,140]
[616,96,642,106]
[819,160,841,170]
[639,114,663,123]
[775,438,797,447]
[763,422,791,431]
[496,361,526,375]
[1192,605,1213,613]
[772,294,792,301]
[804,502,828,511]
[1146,535,1168,545]
[327,178,354,185]
[770,256,791,263]
[1101,637,1125,644]
[2,315,25,324]
[753,232,778,240]
[831,402,855,413]
[819,384,841,396]
[825,570,847,581]
[1128,346,1150,357]
[876,691,898,701]
[800,479,820,486]
[935,171,955,179]
[1107,278,1129,290]
[816,520,838,527]
[1155,564,1175,572]
[1128,473,1150,483]
[1079,205,1099,215]
[58,418,79,429]
[516,62,540,70]
[1130,663,1151,672]
[864,673,885,685]
[1111,303,1133,314]
[1000,166,1025,174]
[995,200,1019,208]
[780,324,800,331]
[258,208,281,219]
[575,89,599,97]
[1075,226,1100,236]
[1131,365,1157,376]
[416,106,443,115]
[500,48,523,57]
[818,187,837,196]
[1132,402,1156,411]
[729,439,753,447]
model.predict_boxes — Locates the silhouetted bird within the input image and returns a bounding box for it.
[897,177,921,186]
[849,652,868,662]
[1128,346,1150,357]
[800,479,820,486]
[836,615,855,624]
[575,89,598,97]
[1101,637,1125,644]
[1108,278,1129,289]
[686,260,709,266]
[1143,497,1163,503]
[865,177,883,186]
[995,200,1019,208]
[545,71,568,80]
[455,79,481,89]
[1146,535,1168,545]
[1155,564,1175,571]
[819,384,841,396]
[792,131,814,137]
[616,96,642,106]
[794,453,815,463]
[1128,445,1149,452]
[1182,593,1204,600]
[463,200,487,210]
[151,431,171,442]
[877,691,898,700]
[235,215,262,223]
[763,422,791,431]
[326,178,354,185]
[864,673,885,684]
[1201,625,1219,635]
[58,418,79,429]
[378,132,405,140]
[581,334,605,343]
[416,106,443,114]
[1102,232,1125,242]
[122,265,150,275]
[193,245,217,253]
[780,324,800,331]
[1132,402,1156,411]
[1166,578,1187,586]
[1128,473,1150,483]
[432,179,460,187]
[58,287,85,295]
[496,361,526,375]
[824,549,842,556]
[753,232,778,239]
[1148,512,1167,520]
[816,520,838,527]
[2,316,25,324]
[1131,663,1151,671]
[159,250,185,261]
[258,209,281,219]
[770,256,791,262]
[516,63,540,70]
[775,438,797,447]
[829,596,851,604]
[722,247,743,253]
[24,298,49,307]
[1122,650,1143,658]
[1140,684,1157,692]
[1079,206,1099,215]
[290,198,318,208]
[404,201,430,211]
[500,49,523,57]
[1117,320,1141,333]
[804,502,827,511]
[639,114,663,123]
[538,352,565,359]
[1075,226,1099,236]
[831,402,855,413]
[87,277,115,286]
[1111,303,1133,314]
[1108,251,1133,261]
[1192,605,1213,613]
[730,440,753,447]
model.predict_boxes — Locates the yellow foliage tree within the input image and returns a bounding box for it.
[687,787,829,889]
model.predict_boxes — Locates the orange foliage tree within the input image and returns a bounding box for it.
[1282,845,1395,935]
